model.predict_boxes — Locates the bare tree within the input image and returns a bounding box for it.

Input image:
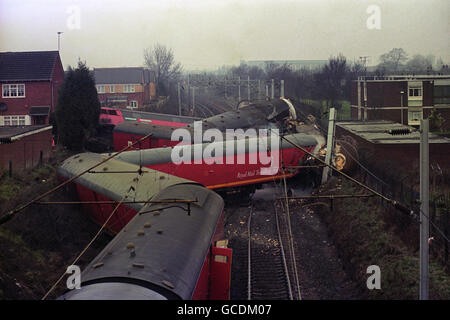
[378,48,408,72]
[144,43,182,95]
[316,54,348,109]
[406,54,433,73]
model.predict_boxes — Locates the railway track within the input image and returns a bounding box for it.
[195,102,216,117]
[245,179,304,300]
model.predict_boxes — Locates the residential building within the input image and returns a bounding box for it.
[0,51,64,126]
[93,67,156,109]
[350,75,450,128]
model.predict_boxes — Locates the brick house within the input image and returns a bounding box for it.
[350,75,450,129]
[93,67,156,109]
[0,51,64,126]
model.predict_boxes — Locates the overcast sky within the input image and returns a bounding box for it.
[0,0,449,71]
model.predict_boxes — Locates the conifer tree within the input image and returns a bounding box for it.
[55,61,100,151]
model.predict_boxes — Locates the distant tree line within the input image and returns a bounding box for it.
[207,48,449,111]
[217,54,363,110]
[375,48,449,75]
[138,43,449,115]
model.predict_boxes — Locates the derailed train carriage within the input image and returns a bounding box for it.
[111,98,318,151]
[56,99,328,300]
[112,132,318,192]
[57,154,231,300]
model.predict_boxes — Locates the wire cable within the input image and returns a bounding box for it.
[41,194,128,300]
[0,132,153,226]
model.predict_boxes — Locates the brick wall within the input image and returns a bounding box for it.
[1,81,52,116]
[0,129,53,173]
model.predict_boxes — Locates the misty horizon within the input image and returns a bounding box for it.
[0,0,449,71]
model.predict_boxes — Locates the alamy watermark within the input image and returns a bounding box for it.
[366,5,381,30]
[66,265,81,290]
[366,265,381,290]
[66,4,81,30]
[170,121,281,175]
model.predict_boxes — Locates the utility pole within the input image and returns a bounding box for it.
[192,86,196,117]
[177,82,182,116]
[420,118,429,300]
[271,79,275,99]
[265,84,269,100]
[238,76,241,102]
[247,75,250,101]
[400,91,404,125]
[280,80,285,98]
[258,79,261,99]
[321,108,336,184]
[187,74,190,110]
[57,32,63,51]
[359,56,370,76]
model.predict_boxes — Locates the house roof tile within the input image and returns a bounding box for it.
[94,67,155,85]
[0,51,59,81]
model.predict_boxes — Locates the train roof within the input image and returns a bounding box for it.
[113,121,180,140]
[112,132,318,166]
[121,109,200,123]
[59,183,224,300]
[57,153,195,212]
[185,99,293,133]
[113,100,298,142]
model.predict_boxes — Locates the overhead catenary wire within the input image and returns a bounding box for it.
[42,163,145,299]
[300,112,450,247]
[41,194,128,300]
[280,167,302,300]
[275,130,393,203]
[0,132,153,226]
[273,130,450,246]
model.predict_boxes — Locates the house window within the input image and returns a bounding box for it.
[408,110,422,125]
[433,85,450,104]
[97,85,105,93]
[409,88,422,97]
[18,116,26,125]
[124,84,135,93]
[130,101,138,108]
[110,85,115,93]
[2,115,30,126]
[2,84,25,97]
[4,116,18,125]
